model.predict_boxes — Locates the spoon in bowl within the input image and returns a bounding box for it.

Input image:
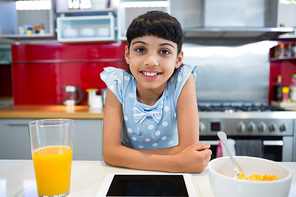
[217,131,240,178]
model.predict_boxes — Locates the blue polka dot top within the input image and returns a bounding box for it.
[100,64,197,149]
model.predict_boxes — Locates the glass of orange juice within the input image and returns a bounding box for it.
[28,119,74,197]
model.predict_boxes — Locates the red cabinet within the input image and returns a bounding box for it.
[11,42,126,105]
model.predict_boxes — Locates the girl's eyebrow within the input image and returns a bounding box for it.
[132,41,175,49]
[131,41,146,46]
[159,43,175,49]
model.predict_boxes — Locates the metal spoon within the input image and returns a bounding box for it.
[217,131,240,178]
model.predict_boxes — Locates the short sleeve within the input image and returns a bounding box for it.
[171,64,197,106]
[100,67,126,104]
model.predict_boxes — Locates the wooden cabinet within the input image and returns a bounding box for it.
[0,119,103,160]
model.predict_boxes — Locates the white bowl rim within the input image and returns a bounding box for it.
[208,156,292,184]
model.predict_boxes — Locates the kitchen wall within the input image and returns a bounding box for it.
[182,41,273,104]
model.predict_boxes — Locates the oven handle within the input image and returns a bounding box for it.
[199,140,219,146]
[263,140,283,146]
[199,140,283,146]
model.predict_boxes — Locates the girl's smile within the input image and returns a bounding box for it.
[140,70,162,80]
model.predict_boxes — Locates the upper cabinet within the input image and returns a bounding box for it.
[57,14,115,42]
[55,0,117,42]
[0,0,55,39]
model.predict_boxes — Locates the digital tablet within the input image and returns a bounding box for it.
[95,173,200,197]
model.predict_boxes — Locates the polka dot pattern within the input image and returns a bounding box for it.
[129,93,134,98]
[148,125,154,130]
[164,106,169,112]
[101,75,106,80]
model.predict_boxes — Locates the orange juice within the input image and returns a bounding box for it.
[33,145,72,196]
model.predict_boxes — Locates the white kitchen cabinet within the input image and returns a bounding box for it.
[0,1,55,39]
[0,119,34,159]
[56,14,115,42]
[0,119,103,161]
[72,119,103,161]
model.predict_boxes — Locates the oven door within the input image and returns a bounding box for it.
[200,136,293,162]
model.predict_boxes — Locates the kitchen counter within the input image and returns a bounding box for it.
[2,105,296,120]
[0,105,104,119]
[271,101,296,111]
[0,160,295,197]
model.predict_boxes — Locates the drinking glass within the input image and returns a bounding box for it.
[28,119,74,197]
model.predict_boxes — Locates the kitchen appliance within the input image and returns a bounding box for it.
[198,102,296,162]
[62,85,83,105]
[169,0,293,40]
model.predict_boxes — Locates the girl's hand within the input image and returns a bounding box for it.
[172,143,212,173]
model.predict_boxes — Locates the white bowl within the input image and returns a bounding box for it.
[97,27,110,37]
[63,28,79,38]
[80,28,96,37]
[208,156,292,197]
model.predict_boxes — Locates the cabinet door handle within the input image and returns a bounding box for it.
[6,123,28,126]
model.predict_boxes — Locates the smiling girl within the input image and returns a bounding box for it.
[100,11,212,173]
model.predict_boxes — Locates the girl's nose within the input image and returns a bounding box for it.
[144,54,159,66]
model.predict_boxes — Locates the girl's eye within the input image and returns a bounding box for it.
[135,47,146,53]
[160,49,171,55]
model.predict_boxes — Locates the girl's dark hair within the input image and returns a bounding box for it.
[126,11,184,54]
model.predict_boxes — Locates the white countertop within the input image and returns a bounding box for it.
[0,160,296,197]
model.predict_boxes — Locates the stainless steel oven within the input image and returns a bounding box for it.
[198,103,296,162]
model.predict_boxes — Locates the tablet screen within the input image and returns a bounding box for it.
[106,175,189,196]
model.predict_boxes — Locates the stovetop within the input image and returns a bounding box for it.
[197,103,296,139]
[198,103,285,113]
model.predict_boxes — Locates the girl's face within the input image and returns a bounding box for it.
[125,35,183,92]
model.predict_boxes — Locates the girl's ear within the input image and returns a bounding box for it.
[125,45,130,64]
[175,51,184,69]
